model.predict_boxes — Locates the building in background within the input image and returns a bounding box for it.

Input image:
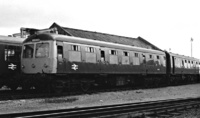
[19,22,161,51]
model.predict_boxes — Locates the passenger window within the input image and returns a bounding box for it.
[71,45,80,51]
[5,45,21,62]
[109,50,117,55]
[86,47,95,53]
[123,51,129,56]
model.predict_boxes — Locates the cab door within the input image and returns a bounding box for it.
[56,42,66,73]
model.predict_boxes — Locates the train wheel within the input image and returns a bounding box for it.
[80,82,91,92]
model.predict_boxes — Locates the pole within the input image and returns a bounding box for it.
[191,38,193,57]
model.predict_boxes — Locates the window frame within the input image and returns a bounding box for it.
[71,45,80,51]
[22,43,34,58]
[35,42,49,58]
[85,47,95,53]
[109,49,117,55]
[123,51,129,57]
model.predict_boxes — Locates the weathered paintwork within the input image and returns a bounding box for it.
[20,33,200,91]
[22,33,167,75]
[168,52,199,75]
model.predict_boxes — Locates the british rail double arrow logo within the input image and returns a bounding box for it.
[8,63,17,70]
[71,64,78,70]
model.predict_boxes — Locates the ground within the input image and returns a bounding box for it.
[0,83,200,114]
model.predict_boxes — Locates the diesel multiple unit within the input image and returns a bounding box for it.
[18,33,200,92]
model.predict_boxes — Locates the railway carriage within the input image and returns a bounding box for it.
[0,36,24,90]
[21,33,168,92]
[166,52,200,84]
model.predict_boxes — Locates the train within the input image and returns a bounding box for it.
[18,33,200,93]
[0,32,199,93]
[0,35,24,90]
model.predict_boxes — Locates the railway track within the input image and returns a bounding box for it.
[0,97,200,118]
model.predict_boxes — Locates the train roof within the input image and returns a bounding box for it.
[24,33,165,55]
[0,35,25,46]
[169,52,199,61]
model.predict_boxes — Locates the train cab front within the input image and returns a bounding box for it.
[21,36,57,74]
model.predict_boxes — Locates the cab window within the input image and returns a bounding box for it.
[23,44,34,58]
[35,43,49,58]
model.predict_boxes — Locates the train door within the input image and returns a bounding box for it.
[99,48,108,73]
[57,42,66,73]
[141,53,147,74]
[165,52,171,75]
[172,56,175,74]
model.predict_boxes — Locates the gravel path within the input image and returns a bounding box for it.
[0,83,200,114]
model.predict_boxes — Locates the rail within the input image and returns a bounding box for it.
[0,97,200,118]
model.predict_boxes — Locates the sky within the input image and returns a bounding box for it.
[1,0,200,58]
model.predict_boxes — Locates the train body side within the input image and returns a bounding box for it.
[21,34,167,76]
[165,51,200,83]
[20,33,200,91]
[168,52,199,74]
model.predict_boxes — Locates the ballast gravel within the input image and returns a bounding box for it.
[0,83,200,114]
